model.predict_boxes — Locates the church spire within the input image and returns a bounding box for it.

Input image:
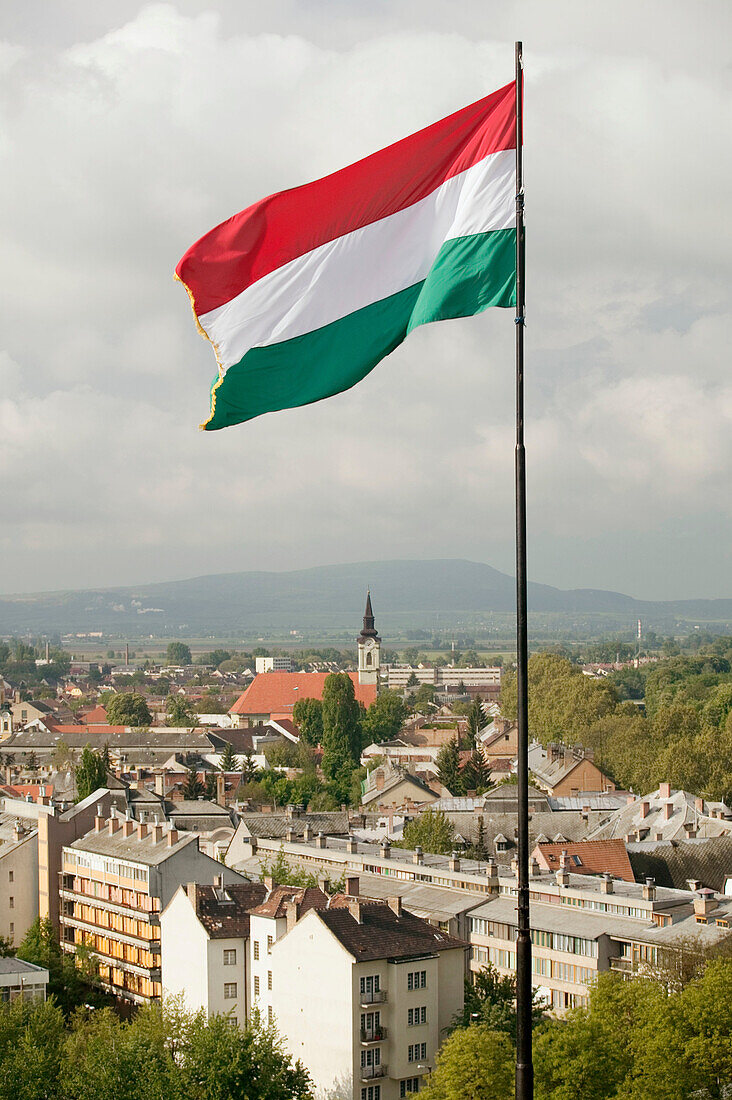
[359,590,379,641]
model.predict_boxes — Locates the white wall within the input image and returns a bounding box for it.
[161,887,209,1015]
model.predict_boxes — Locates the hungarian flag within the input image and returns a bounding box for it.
[176,80,517,430]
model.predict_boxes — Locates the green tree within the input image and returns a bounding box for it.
[183,772,204,800]
[435,738,464,795]
[75,745,107,801]
[292,698,324,746]
[321,673,361,779]
[17,917,105,1015]
[166,642,192,666]
[453,965,547,1039]
[466,695,485,741]
[461,750,491,793]
[419,1024,514,1100]
[406,671,420,688]
[106,692,152,727]
[219,742,238,772]
[204,773,218,801]
[361,690,407,744]
[25,751,39,773]
[413,683,437,714]
[166,695,198,727]
[0,996,66,1100]
[397,808,455,855]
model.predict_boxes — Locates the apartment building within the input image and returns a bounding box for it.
[269,895,466,1100]
[59,810,247,1004]
[161,879,267,1026]
[0,812,39,948]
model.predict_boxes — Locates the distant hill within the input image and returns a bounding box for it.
[0,559,730,637]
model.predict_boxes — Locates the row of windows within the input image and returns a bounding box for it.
[472,948,594,985]
[407,970,427,990]
[253,973,273,996]
[408,1042,427,1063]
[407,1007,427,1027]
[400,1080,420,1096]
[64,851,149,883]
[361,1088,380,1100]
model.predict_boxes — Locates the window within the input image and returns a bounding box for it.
[253,941,260,960]
[408,1007,427,1026]
[361,1049,381,1068]
[8,924,13,937]
[407,970,426,991]
[361,1088,381,1100]
[408,1043,427,1063]
[400,1080,420,1096]
[223,983,237,999]
[268,1006,273,1023]
[267,971,272,991]
[223,949,236,965]
[253,976,260,997]
[8,898,13,910]
[267,935,273,952]
[8,871,13,883]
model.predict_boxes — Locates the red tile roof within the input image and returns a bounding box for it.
[533,839,635,882]
[80,706,108,724]
[45,724,128,735]
[230,672,377,717]
[0,783,53,801]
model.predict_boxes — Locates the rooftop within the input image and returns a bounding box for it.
[230,672,376,717]
[68,818,197,866]
[313,901,466,962]
[188,881,267,939]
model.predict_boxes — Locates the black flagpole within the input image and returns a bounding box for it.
[514,40,533,1100]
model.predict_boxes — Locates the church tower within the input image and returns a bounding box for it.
[357,591,381,686]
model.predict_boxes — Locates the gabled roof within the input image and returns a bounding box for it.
[80,706,108,724]
[534,839,635,882]
[250,884,330,919]
[230,672,376,717]
[627,837,732,893]
[313,902,465,962]
[191,882,267,938]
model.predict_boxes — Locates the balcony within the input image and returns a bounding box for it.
[360,1026,388,1044]
[360,1064,387,1081]
[609,957,634,974]
[360,989,386,1006]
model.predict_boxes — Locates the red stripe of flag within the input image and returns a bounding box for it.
[176,81,516,317]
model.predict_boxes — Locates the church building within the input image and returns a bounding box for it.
[229,594,380,728]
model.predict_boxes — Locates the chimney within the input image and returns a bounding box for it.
[186,882,198,907]
[559,849,569,870]
[642,876,656,901]
[137,822,149,840]
[664,802,673,820]
[152,823,164,843]
[303,822,312,841]
[108,816,120,835]
[317,874,330,895]
[213,874,222,888]
[122,818,135,838]
[94,812,105,832]
[315,832,327,849]
[600,873,614,894]
[413,846,423,865]
[684,824,697,839]
[285,899,300,932]
[216,774,225,805]
[375,770,385,791]
[345,875,360,897]
[348,898,363,924]
[380,839,391,860]
[640,801,649,819]
[626,794,636,806]
[285,825,295,843]
[486,857,498,886]
[449,852,460,872]
[695,797,705,814]
[346,835,358,854]
[12,821,22,843]
[154,773,165,797]
[510,856,519,876]
[556,866,570,887]
[167,827,179,846]
[693,892,716,919]
[687,878,702,893]
[659,782,671,799]
[387,896,403,917]
[263,875,274,892]
[529,856,541,877]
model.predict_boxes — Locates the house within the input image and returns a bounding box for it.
[589,783,732,844]
[229,672,377,728]
[360,764,439,811]
[528,742,616,797]
[531,839,635,883]
[59,811,249,1004]
[269,893,466,1099]
[0,957,49,1003]
[161,879,267,1026]
[478,718,519,763]
[0,812,39,948]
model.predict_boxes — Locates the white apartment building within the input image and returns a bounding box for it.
[269,895,466,1100]
[255,657,294,673]
[386,666,501,691]
[161,879,267,1026]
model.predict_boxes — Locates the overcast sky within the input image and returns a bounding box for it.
[1,1,730,601]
